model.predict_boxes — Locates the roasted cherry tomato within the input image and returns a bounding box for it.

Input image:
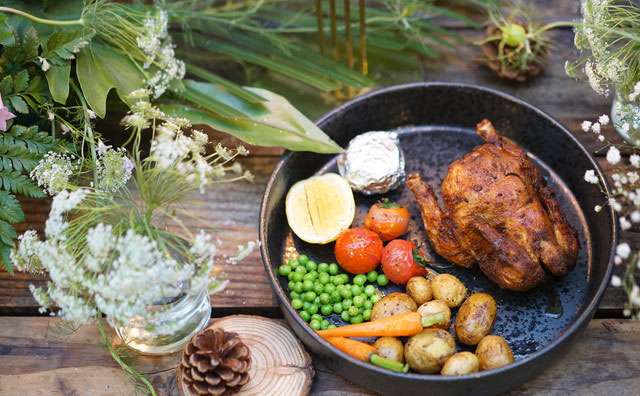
[381,239,429,284]
[334,227,383,274]
[364,198,410,241]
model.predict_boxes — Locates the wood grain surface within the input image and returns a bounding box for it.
[1,2,639,395]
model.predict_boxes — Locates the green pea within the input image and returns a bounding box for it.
[330,291,342,303]
[328,263,339,275]
[310,319,321,330]
[306,260,318,272]
[334,275,346,285]
[295,266,307,275]
[333,302,343,314]
[294,282,304,293]
[353,274,367,286]
[314,297,320,305]
[342,299,353,310]
[341,310,351,322]
[291,298,303,310]
[321,320,330,330]
[288,258,299,267]
[364,284,376,297]
[279,264,291,276]
[377,274,389,286]
[300,311,310,322]
[313,283,324,295]
[290,291,301,301]
[350,285,362,296]
[324,283,336,294]
[321,304,333,316]
[347,306,359,317]
[328,324,337,329]
[301,280,313,292]
[367,270,378,283]
[363,309,372,321]
[292,272,304,283]
[287,280,295,290]
[288,271,295,281]
[340,288,352,299]
[336,284,345,291]
[318,262,329,273]
[298,254,309,265]
[319,293,331,305]
[311,314,323,323]
[318,273,331,285]
[353,295,365,307]
[371,295,382,304]
[303,301,311,311]
[304,291,316,302]
[302,273,315,282]
[350,314,364,324]
[307,303,319,315]
[363,300,373,310]
[341,274,351,284]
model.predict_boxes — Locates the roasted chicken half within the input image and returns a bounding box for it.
[407,120,579,291]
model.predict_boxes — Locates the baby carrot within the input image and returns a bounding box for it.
[317,311,423,338]
[326,337,408,373]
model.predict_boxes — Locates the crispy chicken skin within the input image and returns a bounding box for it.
[407,119,579,291]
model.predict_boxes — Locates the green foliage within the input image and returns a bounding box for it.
[41,28,94,66]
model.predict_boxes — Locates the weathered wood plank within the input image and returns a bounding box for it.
[0,317,638,396]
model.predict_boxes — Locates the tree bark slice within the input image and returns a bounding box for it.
[178,315,314,396]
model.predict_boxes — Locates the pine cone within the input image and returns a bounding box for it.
[480,22,547,82]
[178,327,252,396]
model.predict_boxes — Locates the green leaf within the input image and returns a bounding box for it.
[185,63,266,103]
[13,70,29,92]
[0,169,45,198]
[0,143,40,171]
[0,14,15,46]
[76,42,146,117]
[172,80,252,119]
[4,27,40,65]
[0,190,24,224]
[0,218,16,273]
[0,75,14,95]
[160,87,343,154]
[42,28,94,65]
[8,96,28,114]
[45,63,70,104]
[4,125,64,155]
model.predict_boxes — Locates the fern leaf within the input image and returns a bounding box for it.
[0,190,24,224]
[0,169,45,198]
[3,125,62,155]
[0,219,16,273]
[0,144,41,172]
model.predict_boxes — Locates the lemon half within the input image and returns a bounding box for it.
[285,173,355,244]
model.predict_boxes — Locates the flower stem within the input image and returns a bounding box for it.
[0,7,83,26]
[70,82,99,189]
[97,311,157,396]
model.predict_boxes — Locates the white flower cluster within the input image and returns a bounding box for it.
[30,152,77,196]
[12,189,225,328]
[136,9,185,98]
[95,142,133,193]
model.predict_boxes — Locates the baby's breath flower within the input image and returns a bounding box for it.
[599,114,610,125]
[31,152,77,195]
[581,120,592,132]
[611,275,622,287]
[606,146,621,164]
[617,243,631,259]
[584,169,599,184]
[591,122,601,133]
[594,205,602,212]
[620,216,632,230]
[598,135,605,141]
[96,148,133,193]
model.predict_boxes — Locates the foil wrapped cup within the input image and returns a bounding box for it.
[337,131,405,195]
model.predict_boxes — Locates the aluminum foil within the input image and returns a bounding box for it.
[337,131,405,195]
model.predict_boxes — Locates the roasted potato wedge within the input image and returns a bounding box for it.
[455,293,497,345]
[371,292,417,321]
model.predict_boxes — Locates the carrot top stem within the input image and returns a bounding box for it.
[370,354,409,373]
[421,312,446,327]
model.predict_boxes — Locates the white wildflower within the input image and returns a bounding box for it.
[31,152,77,195]
[38,57,50,71]
[614,255,622,265]
[606,146,621,165]
[594,205,602,212]
[47,111,55,121]
[584,169,599,184]
[85,109,96,119]
[610,275,622,287]
[598,114,610,125]
[620,217,632,230]
[97,140,111,156]
[581,120,592,132]
[96,148,133,192]
[617,243,631,259]
[598,135,605,141]
[631,211,640,223]
[609,197,622,212]
[591,122,601,133]
[630,154,640,168]
[623,308,632,317]
[622,123,631,134]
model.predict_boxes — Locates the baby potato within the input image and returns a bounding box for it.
[475,335,514,370]
[373,337,404,363]
[371,292,417,321]
[406,276,433,305]
[404,328,455,373]
[417,300,451,329]
[455,293,497,345]
[431,274,467,308]
[441,351,480,376]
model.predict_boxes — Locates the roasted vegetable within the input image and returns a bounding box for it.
[475,335,514,370]
[326,337,409,372]
[380,240,430,284]
[416,300,451,330]
[373,337,404,363]
[404,328,456,373]
[334,227,383,274]
[406,276,433,305]
[440,351,480,376]
[317,311,443,338]
[431,274,467,308]
[371,292,417,321]
[365,198,411,241]
[455,293,497,345]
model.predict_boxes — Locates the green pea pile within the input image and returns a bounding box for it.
[278,254,389,331]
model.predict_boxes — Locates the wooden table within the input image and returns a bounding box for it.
[1,2,640,395]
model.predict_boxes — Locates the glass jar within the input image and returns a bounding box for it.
[611,93,640,144]
[112,288,211,355]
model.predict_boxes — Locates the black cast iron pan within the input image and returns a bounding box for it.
[259,83,616,395]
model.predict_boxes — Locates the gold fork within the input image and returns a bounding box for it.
[315,0,368,98]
